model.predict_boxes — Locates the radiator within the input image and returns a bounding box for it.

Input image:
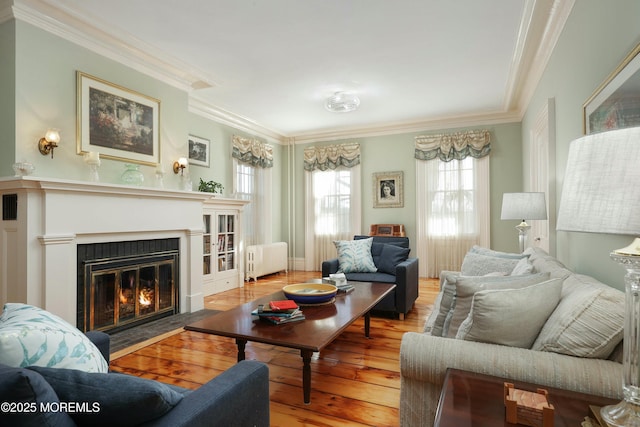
[245,242,288,282]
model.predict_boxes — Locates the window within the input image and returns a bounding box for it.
[416,156,489,277]
[233,159,271,247]
[304,165,361,270]
[428,157,476,236]
[312,169,352,235]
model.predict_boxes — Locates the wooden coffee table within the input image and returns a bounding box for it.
[435,368,619,426]
[185,281,395,404]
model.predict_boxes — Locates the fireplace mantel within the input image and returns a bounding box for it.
[0,176,248,326]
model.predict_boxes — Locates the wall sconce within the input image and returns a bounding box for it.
[38,129,61,158]
[173,157,188,175]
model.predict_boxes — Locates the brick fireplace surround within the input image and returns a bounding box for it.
[0,176,244,327]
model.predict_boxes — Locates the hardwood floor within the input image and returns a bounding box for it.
[109,272,440,426]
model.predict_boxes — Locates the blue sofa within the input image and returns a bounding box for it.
[0,330,270,427]
[322,235,419,319]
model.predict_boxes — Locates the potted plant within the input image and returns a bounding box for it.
[198,178,224,195]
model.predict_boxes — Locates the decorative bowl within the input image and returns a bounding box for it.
[282,283,338,304]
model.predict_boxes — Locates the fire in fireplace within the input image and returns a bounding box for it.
[77,239,179,333]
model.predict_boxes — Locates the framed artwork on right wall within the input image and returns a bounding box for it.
[583,41,640,134]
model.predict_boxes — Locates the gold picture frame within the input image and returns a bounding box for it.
[373,171,404,208]
[583,42,640,134]
[77,71,160,165]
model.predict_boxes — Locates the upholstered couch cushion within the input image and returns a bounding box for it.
[456,278,562,348]
[423,272,458,336]
[0,303,108,373]
[28,366,186,427]
[334,238,377,273]
[470,245,528,259]
[510,256,534,275]
[460,252,521,276]
[532,274,625,358]
[0,364,75,427]
[445,272,551,338]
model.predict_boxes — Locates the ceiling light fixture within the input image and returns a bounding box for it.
[325,91,360,113]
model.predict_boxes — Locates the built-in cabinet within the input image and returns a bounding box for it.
[202,198,249,295]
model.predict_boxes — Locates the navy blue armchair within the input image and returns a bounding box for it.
[322,235,419,319]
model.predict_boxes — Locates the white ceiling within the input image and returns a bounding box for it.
[9,0,570,143]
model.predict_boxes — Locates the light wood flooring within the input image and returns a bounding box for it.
[109,272,439,427]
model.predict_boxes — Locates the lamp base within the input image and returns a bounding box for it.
[602,250,640,427]
[601,400,640,427]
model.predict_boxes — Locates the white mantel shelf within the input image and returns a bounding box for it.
[0,176,249,326]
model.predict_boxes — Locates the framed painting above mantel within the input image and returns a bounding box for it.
[76,71,161,165]
[583,42,640,134]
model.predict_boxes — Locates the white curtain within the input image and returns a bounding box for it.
[303,143,361,271]
[415,131,490,278]
[232,136,273,248]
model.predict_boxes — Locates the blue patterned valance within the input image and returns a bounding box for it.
[304,142,360,171]
[415,130,491,162]
[232,135,273,168]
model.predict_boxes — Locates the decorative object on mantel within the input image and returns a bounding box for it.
[373,171,404,208]
[12,162,34,176]
[154,163,165,189]
[77,71,160,166]
[83,151,100,182]
[500,192,548,253]
[38,128,60,159]
[198,178,224,194]
[556,127,640,427]
[120,163,144,186]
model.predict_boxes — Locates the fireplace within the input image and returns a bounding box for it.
[77,238,179,333]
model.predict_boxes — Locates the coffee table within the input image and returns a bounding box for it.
[185,281,395,403]
[435,368,619,426]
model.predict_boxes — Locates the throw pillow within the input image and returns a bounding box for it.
[456,278,562,348]
[0,303,108,373]
[470,245,528,259]
[376,244,410,275]
[334,238,377,273]
[423,272,459,336]
[0,364,75,427]
[460,252,520,276]
[532,274,624,358]
[445,273,550,338]
[28,366,185,427]
[510,257,534,275]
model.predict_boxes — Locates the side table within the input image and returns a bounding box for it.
[435,368,618,426]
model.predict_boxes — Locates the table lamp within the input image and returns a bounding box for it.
[500,192,547,253]
[556,126,640,426]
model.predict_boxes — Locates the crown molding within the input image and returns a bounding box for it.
[9,0,216,92]
[188,97,286,145]
[513,0,575,112]
[287,111,522,144]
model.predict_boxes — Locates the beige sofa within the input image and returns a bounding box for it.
[399,247,625,427]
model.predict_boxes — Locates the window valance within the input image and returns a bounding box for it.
[415,130,491,162]
[232,135,273,168]
[303,142,360,171]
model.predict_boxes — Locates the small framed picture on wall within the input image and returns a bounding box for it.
[373,171,404,208]
[188,135,210,167]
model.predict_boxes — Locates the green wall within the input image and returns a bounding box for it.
[187,113,284,242]
[286,121,523,259]
[522,0,640,290]
[0,19,16,173]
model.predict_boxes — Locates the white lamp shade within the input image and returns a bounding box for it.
[500,192,547,221]
[556,127,640,235]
